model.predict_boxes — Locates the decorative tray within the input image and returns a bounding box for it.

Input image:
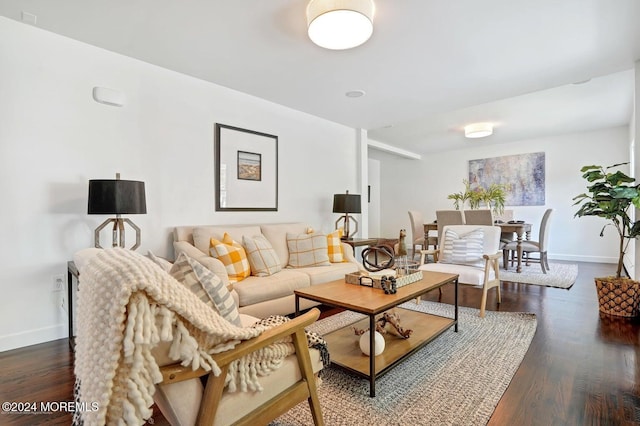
[345,271,423,289]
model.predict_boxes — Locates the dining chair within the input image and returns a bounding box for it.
[435,210,465,243]
[503,208,553,273]
[408,210,437,259]
[463,209,494,225]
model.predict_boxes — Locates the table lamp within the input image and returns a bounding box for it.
[88,173,147,250]
[333,190,361,240]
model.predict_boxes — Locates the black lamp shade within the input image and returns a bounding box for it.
[333,193,361,214]
[88,179,147,215]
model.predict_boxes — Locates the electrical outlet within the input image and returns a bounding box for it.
[53,274,64,292]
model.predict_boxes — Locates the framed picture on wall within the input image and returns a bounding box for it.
[215,123,278,211]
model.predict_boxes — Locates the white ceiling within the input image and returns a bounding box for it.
[1,0,639,154]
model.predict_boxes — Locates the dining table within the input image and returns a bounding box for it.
[497,222,532,273]
[424,221,532,273]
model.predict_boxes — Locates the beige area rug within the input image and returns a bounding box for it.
[500,262,578,289]
[271,301,536,426]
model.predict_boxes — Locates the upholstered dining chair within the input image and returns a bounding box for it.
[408,210,437,259]
[503,208,553,273]
[435,210,465,244]
[419,209,466,273]
[464,209,494,225]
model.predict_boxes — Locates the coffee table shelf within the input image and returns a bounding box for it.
[324,308,454,377]
[295,271,458,397]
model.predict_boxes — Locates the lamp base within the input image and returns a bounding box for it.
[94,217,141,250]
[335,215,358,239]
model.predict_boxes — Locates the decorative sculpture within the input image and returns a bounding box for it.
[353,309,413,339]
[361,245,395,272]
[397,229,408,256]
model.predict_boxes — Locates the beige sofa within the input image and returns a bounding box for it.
[174,222,361,318]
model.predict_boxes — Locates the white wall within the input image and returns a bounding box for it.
[0,18,359,351]
[368,158,381,236]
[369,126,630,263]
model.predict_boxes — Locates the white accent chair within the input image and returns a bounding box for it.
[419,225,502,318]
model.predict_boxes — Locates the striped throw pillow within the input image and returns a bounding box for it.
[242,234,282,276]
[209,233,251,282]
[440,228,485,267]
[327,229,344,263]
[287,232,331,268]
[170,253,241,326]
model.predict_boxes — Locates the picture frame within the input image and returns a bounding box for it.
[215,123,278,211]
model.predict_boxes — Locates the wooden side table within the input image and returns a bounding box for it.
[342,238,379,248]
[67,260,79,349]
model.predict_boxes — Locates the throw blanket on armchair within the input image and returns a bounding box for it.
[73,248,326,425]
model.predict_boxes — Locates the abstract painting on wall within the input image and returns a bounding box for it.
[469,152,545,206]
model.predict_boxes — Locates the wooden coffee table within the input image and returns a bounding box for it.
[294,271,458,397]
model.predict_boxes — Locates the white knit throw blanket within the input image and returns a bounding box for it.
[74,248,295,425]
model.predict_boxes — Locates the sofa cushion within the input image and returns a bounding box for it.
[259,223,309,266]
[242,234,282,277]
[169,253,241,326]
[295,262,359,285]
[232,270,311,306]
[209,234,251,282]
[193,225,262,254]
[286,232,331,268]
[440,227,485,267]
[327,229,344,263]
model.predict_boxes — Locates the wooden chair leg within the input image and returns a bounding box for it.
[479,286,487,318]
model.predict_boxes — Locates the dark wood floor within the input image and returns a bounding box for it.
[1,261,639,425]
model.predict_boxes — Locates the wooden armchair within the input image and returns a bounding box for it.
[155,308,324,426]
[419,225,502,317]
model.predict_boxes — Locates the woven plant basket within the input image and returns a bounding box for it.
[595,277,640,317]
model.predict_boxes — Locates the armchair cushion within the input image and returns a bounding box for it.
[170,252,241,326]
[440,227,485,267]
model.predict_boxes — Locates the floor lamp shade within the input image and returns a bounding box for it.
[88,178,146,250]
[333,192,361,239]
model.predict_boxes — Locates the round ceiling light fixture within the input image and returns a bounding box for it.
[345,89,366,98]
[464,122,494,139]
[307,0,375,50]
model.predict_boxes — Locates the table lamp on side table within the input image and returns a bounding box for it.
[333,190,361,240]
[88,173,147,250]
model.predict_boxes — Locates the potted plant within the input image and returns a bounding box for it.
[573,163,640,317]
[447,180,506,214]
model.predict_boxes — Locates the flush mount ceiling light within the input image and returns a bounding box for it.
[307,0,375,50]
[464,123,493,139]
[345,89,366,98]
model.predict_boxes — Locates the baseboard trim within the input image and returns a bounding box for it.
[0,324,67,353]
[549,254,617,264]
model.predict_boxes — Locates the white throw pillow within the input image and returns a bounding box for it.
[242,234,282,276]
[440,228,485,267]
